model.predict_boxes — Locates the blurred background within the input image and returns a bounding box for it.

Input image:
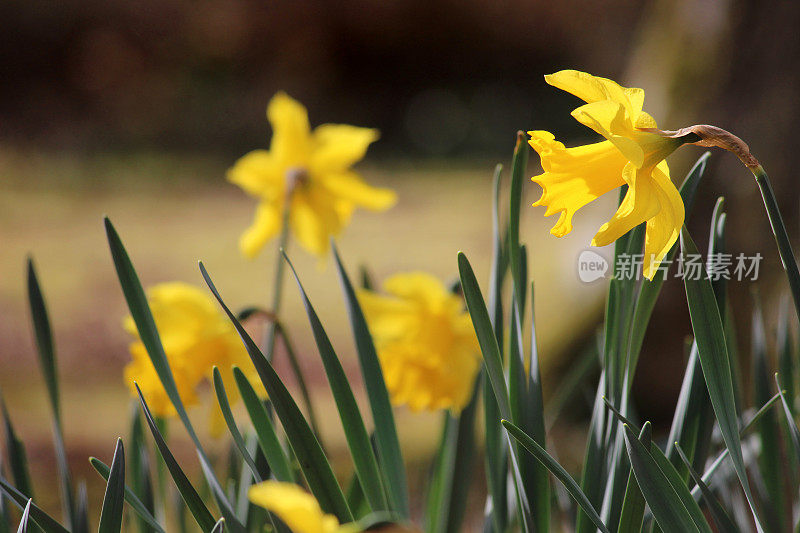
[2,0,800,524]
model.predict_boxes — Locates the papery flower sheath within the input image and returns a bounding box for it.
[228,92,397,259]
[248,482,344,533]
[358,272,480,412]
[529,69,687,279]
[123,282,262,419]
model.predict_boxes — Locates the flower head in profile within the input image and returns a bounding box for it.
[228,92,397,259]
[248,482,343,533]
[358,272,480,412]
[123,282,262,419]
[529,70,688,279]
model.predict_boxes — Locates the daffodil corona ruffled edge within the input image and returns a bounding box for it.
[123,282,264,421]
[529,70,687,280]
[358,272,480,412]
[228,92,397,259]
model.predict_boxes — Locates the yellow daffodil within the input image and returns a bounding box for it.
[248,482,344,533]
[123,282,262,419]
[228,92,397,259]
[358,272,480,412]
[529,69,689,279]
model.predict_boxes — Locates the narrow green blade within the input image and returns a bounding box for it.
[128,407,155,533]
[0,396,33,499]
[211,518,225,532]
[212,367,263,482]
[503,420,610,533]
[0,479,69,533]
[89,458,165,533]
[458,252,511,421]
[674,444,740,533]
[775,374,800,464]
[508,131,529,312]
[135,385,217,531]
[622,424,706,533]
[331,244,408,517]
[26,259,75,529]
[232,368,294,483]
[98,438,125,533]
[199,263,352,523]
[680,228,765,532]
[16,499,31,533]
[616,424,650,533]
[285,253,388,513]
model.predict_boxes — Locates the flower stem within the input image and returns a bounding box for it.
[751,165,800,321]
[262,203,291,361]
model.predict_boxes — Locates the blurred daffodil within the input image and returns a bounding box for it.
[529,69,688,279]
[358,272,480,412]
[123,282,262,420]
[248,482,344,533]
[228,92,396,259]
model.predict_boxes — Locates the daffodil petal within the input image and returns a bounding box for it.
[642,161,684,279]
[322,171,397,211]
[545,69,643,121]
[571,101,645,167]
[383,271,450,304]
[248,481,341,533]
[591,162,662,247]
[240,202,283,259]
[289,187,344,257]
[227,149,285,200]
[268,92,312,167]
[528,131,627,237]
[311,124,379,173]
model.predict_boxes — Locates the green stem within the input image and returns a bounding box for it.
[262,202,292,361]
[751,165,800,322]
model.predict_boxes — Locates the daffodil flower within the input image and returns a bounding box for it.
[123,282,263,420]
[248,481,345,533]
[358,272,480,412]
[228,93,397,258]
[529,70,689,279]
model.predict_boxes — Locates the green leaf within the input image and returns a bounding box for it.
[508,131,529,313]
[211,518,225,533]
[331,244,408,517]
[616,424,649,533]
[16,499,31,533]
[674,444,740,533]
[128,406,154,533]
[135,385,217,531]
[0,396,33,500]
[89,458,165,533]
[622,424,708,533]
[212,367,264,482]
[775,374,800,464]
[232,368,294,483]
[458,252,511,421]
[98,438,125,533]
[285,253,389,513]
[26,259,75,529]
[680,228,765,532]
[199,262,352,523]
[503,420,610,533]
[104,218,244,532]
[0,479,69,533]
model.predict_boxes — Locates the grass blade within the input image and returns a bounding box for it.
[458,252,511,421]
[128,407,154,533]
[0,396,33,500]
[89,458,165,533]
[680,227,765,532]
[199,262,352,523]
[212,367,263,482]
[232,368,294,483]
[503,420,610,533]
[285,253,389,513]
[16,499,31,533]
[331,244,408,517]
[98,438,125,533]
[26,259,75,529]
[135,385,217,531]
[674,444,740,533]
[0,479,69,533]
[508,131,529,313]
[616,424,650,533]
[211,518,225,532]
[775,374,800,463]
